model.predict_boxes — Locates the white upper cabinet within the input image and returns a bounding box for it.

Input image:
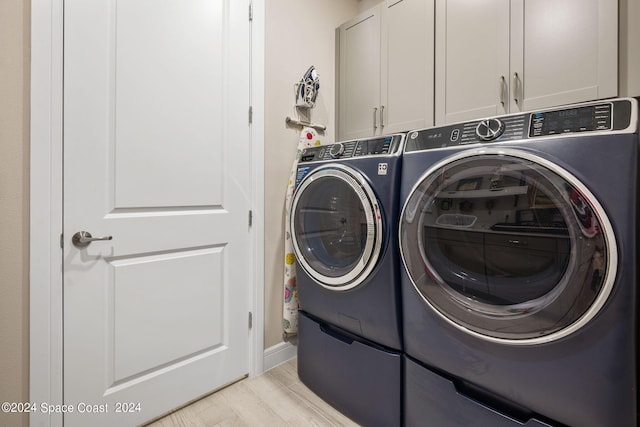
[436,0,618,125]
[339,0,434,140]
[512,0,618,112]
[435,0,510,124]
[339,7,382,140]
[381,0,435,135]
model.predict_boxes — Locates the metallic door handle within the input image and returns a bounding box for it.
[513,72,521,106]
[380,105,385,127]
[72,231,113,248]
[373,107,378,129]
[499,76,507,107]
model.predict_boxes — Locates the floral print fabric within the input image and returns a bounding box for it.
[283,127,324,336]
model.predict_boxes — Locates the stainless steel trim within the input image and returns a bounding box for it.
[285,116,327,132]
[290,164,384,291]
[399,147,618,345]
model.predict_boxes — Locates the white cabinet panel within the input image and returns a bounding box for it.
[338,0,434,139]
[339,7,381,140]
[512,0,618,112]
[436,0,618,125]
[435,0,510,124]
[381,0,435,134]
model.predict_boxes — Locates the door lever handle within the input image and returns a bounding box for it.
[72,231,113,248]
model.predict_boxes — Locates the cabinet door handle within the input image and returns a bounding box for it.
[499,76,507,107]
[513,72,521,106]
[380,105,385,127]
[373,107,378,129]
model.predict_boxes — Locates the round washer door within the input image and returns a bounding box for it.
[400,149,617,344]
[291,164,383,290]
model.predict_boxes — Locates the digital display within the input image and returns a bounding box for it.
[558,109,578,117]
[358,137,392,155]
[530,104,612,137]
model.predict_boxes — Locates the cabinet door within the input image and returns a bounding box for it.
[435,0,510,125]
[510,0,618,112]
[381,0,434,134]
[338,7,381,140]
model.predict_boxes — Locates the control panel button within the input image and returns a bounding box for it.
[476,118,505,141]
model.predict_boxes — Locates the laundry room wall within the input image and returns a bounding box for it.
[620,0,640,97]
[0,0,30,427]
[356,0,382,12]
[263,0,364,349]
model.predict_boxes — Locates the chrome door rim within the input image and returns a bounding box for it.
[291,163,383,291]
[399,147,618,345]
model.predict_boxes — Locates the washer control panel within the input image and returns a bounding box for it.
[299,134,404,163]
[404,99,633,153]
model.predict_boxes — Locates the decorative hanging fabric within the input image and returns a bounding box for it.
[283,127,324,337]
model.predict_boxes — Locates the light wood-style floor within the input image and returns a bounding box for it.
[146,358,361,427]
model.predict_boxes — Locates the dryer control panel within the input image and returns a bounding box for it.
[299,134,404,163]
[404,98,636,153]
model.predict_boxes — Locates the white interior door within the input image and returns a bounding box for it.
[63,1,252,426]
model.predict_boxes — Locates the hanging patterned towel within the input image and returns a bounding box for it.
[283,127,324,337]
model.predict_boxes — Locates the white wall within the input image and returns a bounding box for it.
[620,0,640,97]
[263,0,363,348]
[357,0,383,13]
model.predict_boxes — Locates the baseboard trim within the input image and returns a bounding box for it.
[263,340,298,372]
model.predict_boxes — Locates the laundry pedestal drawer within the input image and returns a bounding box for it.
[297,311,402,427]
[404,355,557,427]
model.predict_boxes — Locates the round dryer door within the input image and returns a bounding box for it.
[400,149,617,344]
[291,164,383,290]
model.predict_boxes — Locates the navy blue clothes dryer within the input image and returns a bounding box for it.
[399,98,638,427]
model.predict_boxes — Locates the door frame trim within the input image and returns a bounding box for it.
[29,1,265,426]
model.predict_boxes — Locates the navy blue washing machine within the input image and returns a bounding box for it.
[291,133,405,350]
[399,98,638,427]
[291,134,405,426]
